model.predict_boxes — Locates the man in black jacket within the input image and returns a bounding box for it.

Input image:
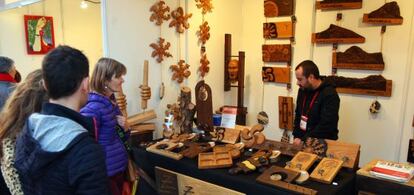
[293,60,340,145]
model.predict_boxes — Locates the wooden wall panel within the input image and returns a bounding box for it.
[262,67,291,84]
[263,21,293,39]
[264,0,294,17]
[262,44,291,62]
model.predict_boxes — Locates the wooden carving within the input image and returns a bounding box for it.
[170,60,191,83]
[178,87,196,134]
[310,158,343,184]
[316,0,362,10]
[140,60,151,110]
[216,128,241,144]
[195,80,213,131]
[146,141,183,160]
[199,53,210,77]
[326,140,360,169]
[253,139,301,157]
[198,151,233,169]
[312,24,365,44]
[149,1,170,25]
[408,139,414,163]
[195,0,213,14]
[264,0,294,17]
[278,96,293,130]
[180,142,213,158]
[257,166,318,195]
[285,151,318,171]
[228,59,239,83]
[213,144,241,159]
[322,75,392,97]
[241,124,266,148]
[262,67,291,84]
[302,137,328,159]
[197,21,210,45]
[150,37,172,63]
[363,2,403,25]
[333,46,384,70]
[263,21,293,39]
[169,7,192,33]
[262,44,291,62]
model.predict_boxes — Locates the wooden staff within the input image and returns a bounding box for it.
[140,60,151,110]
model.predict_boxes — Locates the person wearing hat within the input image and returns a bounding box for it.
[0,56,19,110]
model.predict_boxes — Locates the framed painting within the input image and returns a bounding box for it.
[24,15,55,55]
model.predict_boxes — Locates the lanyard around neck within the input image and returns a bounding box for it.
[302,91,320,117]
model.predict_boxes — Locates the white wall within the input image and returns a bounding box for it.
[0,0,102,78]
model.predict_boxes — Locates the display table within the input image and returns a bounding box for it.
[133,146,356,195]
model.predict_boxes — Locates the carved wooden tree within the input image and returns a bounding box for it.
[169,7,192,33]
[170,60,191,83]
[198,53,210,77]
[178,87,196,134]
[150,37,172,63]
[149,0,170,25]
[197,21,210,45]
[195,0,213,14]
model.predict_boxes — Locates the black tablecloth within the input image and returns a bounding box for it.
[133,147,356,195]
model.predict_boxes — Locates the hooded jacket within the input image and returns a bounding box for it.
[293,81,340,141]
[14,103,110,195]
[0,73,16,110]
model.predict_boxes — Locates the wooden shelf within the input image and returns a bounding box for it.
[316,1,362,10]
[362,14,403,25]
[336,80,392,97]
[312,33,365,44]
[332,52,385,70]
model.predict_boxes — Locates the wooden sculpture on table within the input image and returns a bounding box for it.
[169,7,192,33]
[316,0,362,10]
[149,0,170,25]
[195,80,213,131]
[178,87,196,134]
[312,24,365,44]
[241,124,266,148]
[333,46,384,70]
[322,75,392,97]
[264,0,294,17]
[150,37,172,63]
[140,60,151,110]
[224,34,247,125]
[363,1,403,25]
[170,60,191,84]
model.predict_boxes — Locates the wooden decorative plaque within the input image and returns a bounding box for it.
[326,139,360,169]
[285,151,318,171]
[198,151,233,169]
[195,80,214,131]
[221,128,241,144]
[278,96,293,130]
[180,142,213,159]
[264,0,294,17]
[316,0,362,10]
[312,24,365,44]
[362,2,403,25]
[253,139,301,157]
[333,46,385,71]
[262,67,291,84]
[323,75,392,97]
[262,44,291,62]
[263,21,293,39]
[310,158,343,184]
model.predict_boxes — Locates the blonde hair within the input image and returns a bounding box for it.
[90,58,126,94]
[0,69,47,157]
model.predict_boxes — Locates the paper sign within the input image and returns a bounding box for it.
[220,107,237,128]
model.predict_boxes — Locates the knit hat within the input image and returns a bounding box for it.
[0,56,14,73]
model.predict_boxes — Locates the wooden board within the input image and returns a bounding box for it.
[312,33,365,44]
[332,52,384,71]
[156,167,245,195]
[263,21,293,39]
[221,128,241,144]
[146,141,183,160]
[336,80,392,97]
[253,139,301,157]
[326,139,360,169]
[264,0,294,17]
[195,80,214,131]
[262,44,291,62]
[257,166,317,195]
[198,151,233,169]
[316,1,362,10]
[408,139,414,164]
[127,109,157,126]
[363,14,403,25]
[278,96,293,130]
[285,151,318,171]
[213,145,241,159]
[310,158,343,184]
[262,67,291,84]
[180,142,213,159]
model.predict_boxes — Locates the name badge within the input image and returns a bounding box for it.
[300,115,308,131]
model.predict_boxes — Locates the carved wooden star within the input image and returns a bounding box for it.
[198,53,210,78]
[149,0,171,25]
[169,7,192,33]
[150,37,172,63]
[195,0,213,14]
[170,60,191,83]
[197,21,210,45]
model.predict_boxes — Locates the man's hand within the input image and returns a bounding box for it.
[293,138,302,146]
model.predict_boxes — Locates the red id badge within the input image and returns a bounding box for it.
[300,115,308,131]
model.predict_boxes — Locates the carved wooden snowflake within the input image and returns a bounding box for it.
[150,37,172,63]
[198,53,210,77]
[170,60,191,83]
[195,0,213,14]
[169,7,192,33]
[197,21,210,45]
[149,1,170,25]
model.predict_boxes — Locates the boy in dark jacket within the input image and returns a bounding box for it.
[14,46,110,195]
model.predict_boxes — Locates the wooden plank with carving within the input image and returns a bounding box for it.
[310,158,343,184]
[198,151,233,169]
[278,96,293,130]
[257,166,317,195]
[323,75,392,97]
[326,139,360,169]
[336,80,392,97]
[263,21,293,39]
[262,67,291,84]
[332,46,384,71]
[253,139,301,157]
[312,24,365,44]
[262,44,291,62]
[264,0,294,17]
[285,152,318,172]
[362,2,403,25]
[146,141,183,160]
[195,80,214,131]
[316,0,362,10]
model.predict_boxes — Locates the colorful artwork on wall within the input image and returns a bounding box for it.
[24,15,55,55]
[264,0,294,17]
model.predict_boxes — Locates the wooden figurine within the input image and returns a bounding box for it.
[170,60,191,84]
[140,60,151,110]
[178,87,196,134]
[169,7,192,33]
[316,0,362,10]
[310,158,343,184]
[285,151,318,171]
[262,67,291,84]
[326,139,360,169]
[228,59,239,83]
[333,46,384,70]
[198,53,210,77]
[264,0,294,17]
[262,44,291,62]
[195,80,213,131]
[263,21,293,39]
[363,2,403,25]
[149,0,170,25]
[197,21,210,45]
[195,0,213,14]
[278,96,293,130]
[312,24,365,44]
[323,75,392,97]
[150,37,172,63]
